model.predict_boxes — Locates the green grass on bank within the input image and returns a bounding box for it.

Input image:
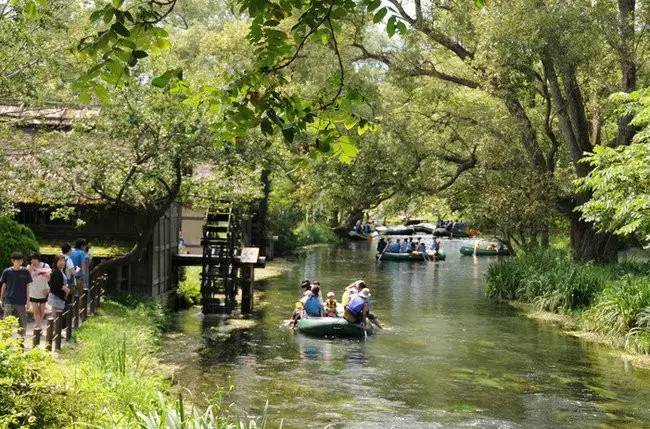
[294,221,338,246]
[1,297,275,428]
[486,250,650,354]
[39,240,132,258]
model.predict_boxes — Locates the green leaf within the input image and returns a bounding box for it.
[90,9,104,23]
[112,0,123,7]
[79,89,91,105]
[373,7,387,24]
[386,16,397,37]
[151,74,171,88]
[111,22,130,37]
[132,50,148,59]
[25,0,37,19]
[332,135,359,163]
[367,0,381,12]
[93,84,110,103]
[260,119,274,135]
[396,21,408,35]
[281,127,295,142]
[474,0,486,9]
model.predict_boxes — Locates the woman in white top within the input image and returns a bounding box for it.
[27,253,51,329]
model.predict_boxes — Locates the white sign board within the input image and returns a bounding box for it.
[240,247,260,264]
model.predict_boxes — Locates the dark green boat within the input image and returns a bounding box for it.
[296,317,373,338]
[377,250,446,261]
[459,246,509,256]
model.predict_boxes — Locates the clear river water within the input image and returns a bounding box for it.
[166,239,650,428]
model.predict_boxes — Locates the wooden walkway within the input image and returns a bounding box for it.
[20,279,103,352]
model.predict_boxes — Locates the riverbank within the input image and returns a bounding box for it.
[1,298,268,428]
[487,250,650,366]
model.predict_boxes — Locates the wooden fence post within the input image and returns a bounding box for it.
[65,308,73,341]
[54,311,63,351]
[32,327,42,348]
[88,286,95,315]
[95,284,102,310]
[240,265,254,315]
[80,293,87,323]
[73,298,79,328]
[45,317,54,351]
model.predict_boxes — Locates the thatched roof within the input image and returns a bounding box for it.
[0,101,99,128]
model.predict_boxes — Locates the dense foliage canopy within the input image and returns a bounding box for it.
[0,0,648,260]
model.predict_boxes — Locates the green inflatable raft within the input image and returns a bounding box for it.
[459,246,510,256]
[377,250,446,261]
[296,317,373,339]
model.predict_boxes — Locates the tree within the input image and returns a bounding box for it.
[347,0,647,260]
[11,85,214,275]
[577,89,650,246]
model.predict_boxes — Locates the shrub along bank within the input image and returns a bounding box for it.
[0,298,268,428]
[486,250,650,354]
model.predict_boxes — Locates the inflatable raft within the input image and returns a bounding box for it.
[348,231,369,240]
[296,317,373,338]
[377,250,446,261]
[459,246,510,256]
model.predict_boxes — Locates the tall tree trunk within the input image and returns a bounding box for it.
[256,168,271,256]
[569,207,620,262]
[616,0,637,146]
[543,57,620,261]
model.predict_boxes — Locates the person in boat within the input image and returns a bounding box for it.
[341,280,363,306]
[497,241,506,253]
[417,241,427,258]
[376,237,387,254]
[400,239,410,253]
[288,300,304,329]
[343,287,383,329]
[303,285,324,317]
[363,222,372,235]
[324,291,338,317]
[354,220,362,233]
[299,280,312,303]
[343,287,369,324]
[386,238,401,253]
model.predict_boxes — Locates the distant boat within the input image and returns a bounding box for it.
[460,243,510,256]
[375,225,415,235]
[348,230,369,240]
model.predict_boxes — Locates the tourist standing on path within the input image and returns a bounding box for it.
[0,252,32,334]
[83,243,93,291]
[47,255,69,313]
[61,243,77,296]
[70,239,87,292]
[27,253,51,329]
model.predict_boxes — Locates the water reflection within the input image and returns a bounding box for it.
[167,240,650,428]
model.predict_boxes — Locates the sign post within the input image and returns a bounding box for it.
[240,247,260,314]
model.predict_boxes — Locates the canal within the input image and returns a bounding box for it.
[167,239,650,428]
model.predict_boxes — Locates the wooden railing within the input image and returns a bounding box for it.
[28,275,106,352]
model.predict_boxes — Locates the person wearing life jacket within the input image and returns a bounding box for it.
[341,280,363,307]
[343,287,371,324]
[324,291,338,317]
[303,285,324,317]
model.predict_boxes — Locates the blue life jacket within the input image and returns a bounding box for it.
[346,295,366,316]
[304,295,322,317]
